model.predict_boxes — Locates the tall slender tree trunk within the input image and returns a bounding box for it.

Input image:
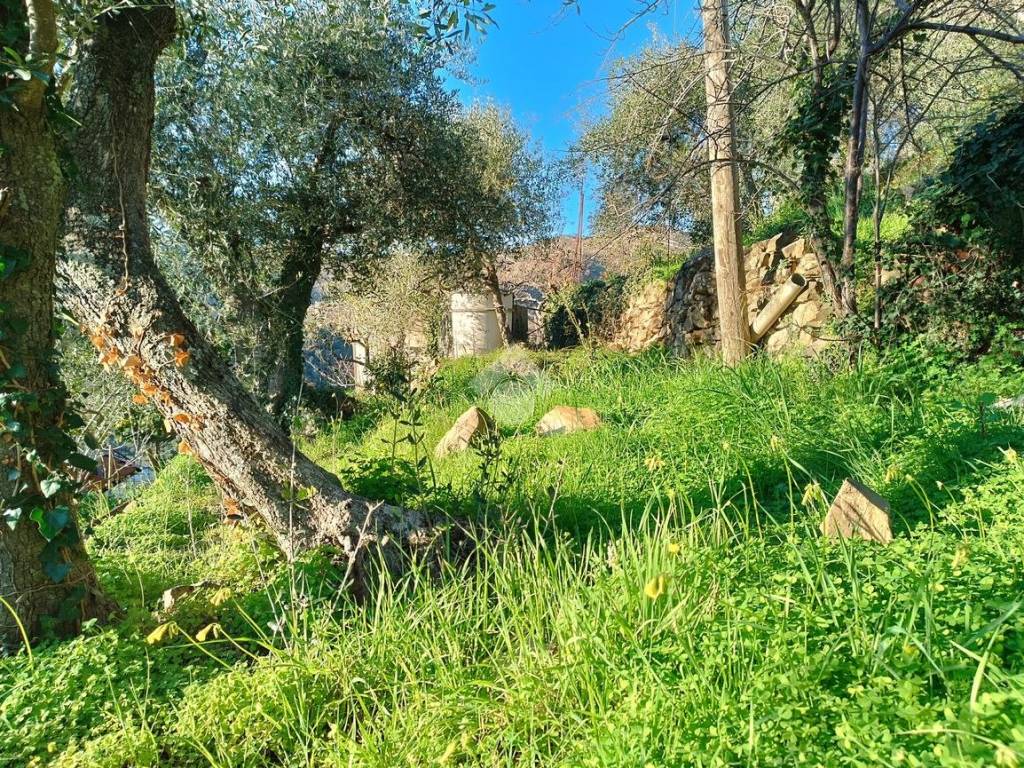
[803,192,844,308]
[57,3,432,583]
[701,0,749,365]
[1,0,110,648]
[838,0,871,318]
[871,109,884,339]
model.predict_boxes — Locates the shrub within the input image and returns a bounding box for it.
[869,102,1024,357]
[542,276,628,348]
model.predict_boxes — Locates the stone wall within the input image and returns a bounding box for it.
[613,233,832,356]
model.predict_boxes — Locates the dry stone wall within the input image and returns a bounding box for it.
[613,232,832,356]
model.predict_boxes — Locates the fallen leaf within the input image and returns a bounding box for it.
[174,349,191,367]
[132,394,148,405]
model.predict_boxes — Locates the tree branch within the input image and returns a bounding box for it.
[19,0,58,109]
[904,22,1024,46]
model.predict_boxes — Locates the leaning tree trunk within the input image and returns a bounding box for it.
[57,3,431,583]
[0,0,109,648]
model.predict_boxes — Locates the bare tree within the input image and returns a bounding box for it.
[836,0,1023,316]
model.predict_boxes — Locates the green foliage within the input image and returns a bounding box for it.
[542,277,628,348]
[7,349,1024,765]
[913,102,1024,260]
[152,0,472,397]
[776,63,854,254]
[868,103,1024,357]
[778,65,853,193]
[745,198,809,245]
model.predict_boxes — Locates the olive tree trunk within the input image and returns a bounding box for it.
[57,3,432,580]
[1,0,110,648]
[483,261,510,347]
[259,234,325,421]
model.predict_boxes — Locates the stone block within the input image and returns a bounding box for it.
[821,478,892,544]
[435,406,496,458]
[793,301,825,327]
[536,406,602,437]
[782,238,806,261]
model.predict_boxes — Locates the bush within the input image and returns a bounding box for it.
[542,276,628,348]
[869,102,1024,357]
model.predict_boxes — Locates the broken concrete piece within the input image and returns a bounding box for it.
[535,406,602,437]
[434,406,496,458]
[821,478,893,544]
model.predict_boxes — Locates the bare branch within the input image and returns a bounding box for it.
[903,21,1024,47]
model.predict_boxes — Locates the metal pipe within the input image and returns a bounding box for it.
[750,273,807,342]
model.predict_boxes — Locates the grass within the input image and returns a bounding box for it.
[4,346,1024,766]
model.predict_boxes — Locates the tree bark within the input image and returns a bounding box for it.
[803,193,844,309]
[259,234,325,421]
[838,0,871,318]
[701,0,749,365]
[483,260,509,347]
[1,0,109,648]
[57,3,432,582]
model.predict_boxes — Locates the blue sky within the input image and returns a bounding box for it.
[450,1,692,235]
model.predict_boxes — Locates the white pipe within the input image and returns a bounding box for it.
[750,274,807,342]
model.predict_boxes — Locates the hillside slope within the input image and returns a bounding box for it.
[4,348,1024,767]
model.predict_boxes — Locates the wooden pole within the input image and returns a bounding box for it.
[701,0,749,365]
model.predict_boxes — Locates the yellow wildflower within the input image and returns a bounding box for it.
[801,481,823,508]
[145,622,177,645]
[644,573,670,600]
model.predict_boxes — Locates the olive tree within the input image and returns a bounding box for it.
[152,0,471,418]
[2,0,494,647]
